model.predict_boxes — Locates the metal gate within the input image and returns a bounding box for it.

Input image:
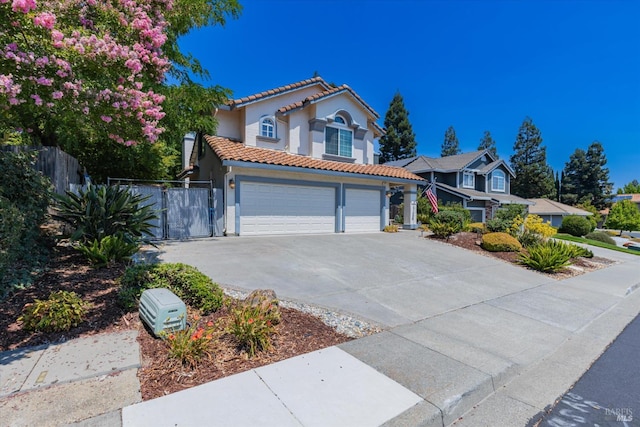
[109,179,223,240]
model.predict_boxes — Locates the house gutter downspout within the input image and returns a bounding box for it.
[223,166,232,235]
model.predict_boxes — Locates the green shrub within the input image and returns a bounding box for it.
[481,232,523,252]
[19,291,91,332]
[546,239,593,259]
[584,231,616,245]
[439,203,472,226]
[518,229,544,248]
[118,263,224,314]
[429,211,465,239]
[0,197,24,278]
[417,213,430,225]
[467,222,486,233]
[485,218,510,233]
[75,234,140,267]
[53,184,158,245]
[559,215,592,237]
[228,302,279,358]
[0,151,52,298]
[518,243,571,273]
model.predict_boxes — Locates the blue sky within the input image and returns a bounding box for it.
[179,0,640,191]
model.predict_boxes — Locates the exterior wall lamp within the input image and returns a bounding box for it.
[228,178,235,189]
[386,190,392,198]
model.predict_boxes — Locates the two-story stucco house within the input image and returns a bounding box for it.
[387,150,532,222]
[181,77,424,236]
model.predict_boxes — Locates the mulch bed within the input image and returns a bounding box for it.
[0,245,351,400]
[428,231,615,279]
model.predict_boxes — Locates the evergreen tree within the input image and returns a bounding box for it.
[562,141,612,209]
[618,180,640,194]
[441,126,461,157]
[478,131,498,158]
[561,148,587,206]
[509,117,555,198]
[378,92,417,163]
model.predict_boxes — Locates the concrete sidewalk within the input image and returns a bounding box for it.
[1,232,639,426]
[0,330,141,426]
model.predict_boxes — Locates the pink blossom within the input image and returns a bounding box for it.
[33,12,56,30]
[36,77,53,86]
[51,30,64,42]
[52,91,63,99]
[31,94,43,106]
[82,107,89,115]
[9,98,21,105]
[100,115,112,123]
[11,0,36,14]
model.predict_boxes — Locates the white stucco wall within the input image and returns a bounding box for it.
[242,85,324,149]
[215,109,242,140]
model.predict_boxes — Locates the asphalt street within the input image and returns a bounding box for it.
[536,312,640,427]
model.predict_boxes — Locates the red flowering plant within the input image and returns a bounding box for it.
[228,302,279,358]
[160,314,216,368]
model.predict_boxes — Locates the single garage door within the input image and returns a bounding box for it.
[344,188,381,233]
[240,182,336,235]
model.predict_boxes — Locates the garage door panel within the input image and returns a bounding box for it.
[240,183,335,235]
[345,188,381,233]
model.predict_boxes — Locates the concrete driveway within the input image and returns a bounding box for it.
[159,231,558,328]
[153,230,640,426]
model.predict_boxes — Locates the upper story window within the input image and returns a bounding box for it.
[325,114,352,157]
[260,117,275,138]
[463,171,475,188]
[492,170,506,192]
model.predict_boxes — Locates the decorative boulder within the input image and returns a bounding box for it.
[244,289,281,325]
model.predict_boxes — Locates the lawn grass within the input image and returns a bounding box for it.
[554,233,640,256]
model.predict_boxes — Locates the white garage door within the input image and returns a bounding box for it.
[344,188,381,233]
[240,182,335,235]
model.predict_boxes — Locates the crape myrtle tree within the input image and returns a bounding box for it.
[509,117,555,199]
[562,141,612,209]
[0,0,241,181]
[441,125,461,157]
[378,92,417,163]
[478,130,498,158]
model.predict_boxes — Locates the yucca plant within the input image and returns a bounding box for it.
[518,242,571,273]
[53,184,158,245]
[76,234,140,267]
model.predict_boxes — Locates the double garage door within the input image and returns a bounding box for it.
[239,182,381,235]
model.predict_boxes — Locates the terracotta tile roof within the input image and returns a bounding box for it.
[205,135,424,182]
[228,77,328,108]
[276,84,379,119]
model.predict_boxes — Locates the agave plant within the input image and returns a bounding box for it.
[53,184,158,245]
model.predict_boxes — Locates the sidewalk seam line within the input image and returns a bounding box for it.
[253,370,304,427]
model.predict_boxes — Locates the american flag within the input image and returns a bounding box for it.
[426,183,438,213]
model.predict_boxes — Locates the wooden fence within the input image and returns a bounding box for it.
[0,146,83,194]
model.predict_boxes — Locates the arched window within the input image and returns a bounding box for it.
[260,117,275,138]
[325,114,352,157]
[492,170,505,192]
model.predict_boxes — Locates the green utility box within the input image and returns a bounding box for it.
[139,288,187,337]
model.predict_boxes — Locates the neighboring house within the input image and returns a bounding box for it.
[387,150,531,222]
[527,198,593,228]
[610,194,640,211]
[180,77,424,236]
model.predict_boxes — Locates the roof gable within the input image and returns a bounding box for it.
[224,77,379,120]
[227,77,330,109]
